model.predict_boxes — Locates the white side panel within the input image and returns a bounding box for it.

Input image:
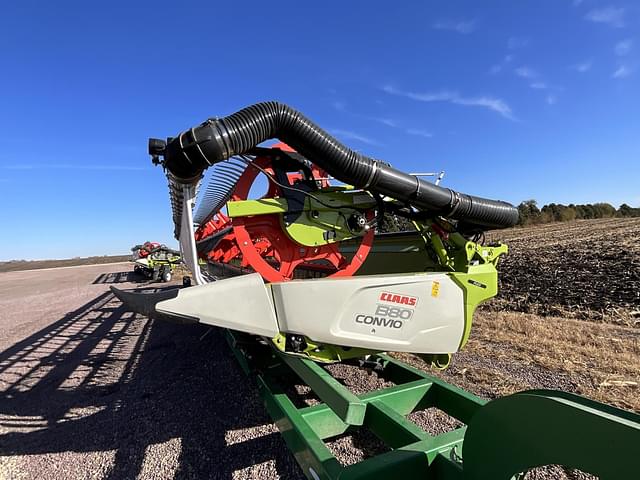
[156,273,279,337]
[270,273,464,353]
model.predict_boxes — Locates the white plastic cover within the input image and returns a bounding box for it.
[270,273,464,353]
[156,273,279,337]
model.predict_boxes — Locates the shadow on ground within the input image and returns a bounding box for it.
[93,271,151,285]
[0,291,301,479]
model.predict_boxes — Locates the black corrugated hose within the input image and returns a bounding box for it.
[155,102,519,229]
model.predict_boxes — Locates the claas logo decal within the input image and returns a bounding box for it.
[354,292,419,330]
[379,292,417,306]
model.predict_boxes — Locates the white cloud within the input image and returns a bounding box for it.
[615,39,632,56]
[406,128,433,138]
[612,65,632,79]
[331,102,398,130]
[489,55,515,75]
[507,37,530,50]
[530,82,548,90]
[513,68,562,99]
[382,85,515,120]
[455,97,514,119]
[358,113,398,128]
[572,60,593,72]
[585,7,625,28]
[433,19,476,34]
[332,101,346,111]
[515,66,538,79]
[371,117,397,128]
[330,129,380,146]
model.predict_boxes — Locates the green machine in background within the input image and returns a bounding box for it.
[130,241,181,282]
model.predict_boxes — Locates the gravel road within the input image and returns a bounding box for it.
[0,264,302,479]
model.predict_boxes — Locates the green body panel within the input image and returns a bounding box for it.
[272,333,375,363]
[285,192,376,247]
[449,266,499,349]
[341,232,435,275]
[445,236,507,348]
[226,197,289,216]
[145,257,181,269]
[227,191,376,247]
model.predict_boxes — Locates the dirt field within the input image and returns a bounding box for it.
[0,256,130,273]
[486,217,640,323]
[0,219,638,479]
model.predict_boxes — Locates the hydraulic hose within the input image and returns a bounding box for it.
[152,102,519,229]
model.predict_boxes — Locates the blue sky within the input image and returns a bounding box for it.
[0,1,638,260]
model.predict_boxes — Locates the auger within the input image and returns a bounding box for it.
[113,102,639,479]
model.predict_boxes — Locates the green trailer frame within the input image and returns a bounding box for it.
[225,330,639,480]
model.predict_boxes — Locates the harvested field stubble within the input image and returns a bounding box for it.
[485,218,640,323]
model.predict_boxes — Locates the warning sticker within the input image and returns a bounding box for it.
[431,281,440,298]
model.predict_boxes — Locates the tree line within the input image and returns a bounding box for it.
[517,200,640,226]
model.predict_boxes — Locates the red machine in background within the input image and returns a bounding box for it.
[133,241,162,259]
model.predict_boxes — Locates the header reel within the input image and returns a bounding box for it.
[194,144,375,282]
